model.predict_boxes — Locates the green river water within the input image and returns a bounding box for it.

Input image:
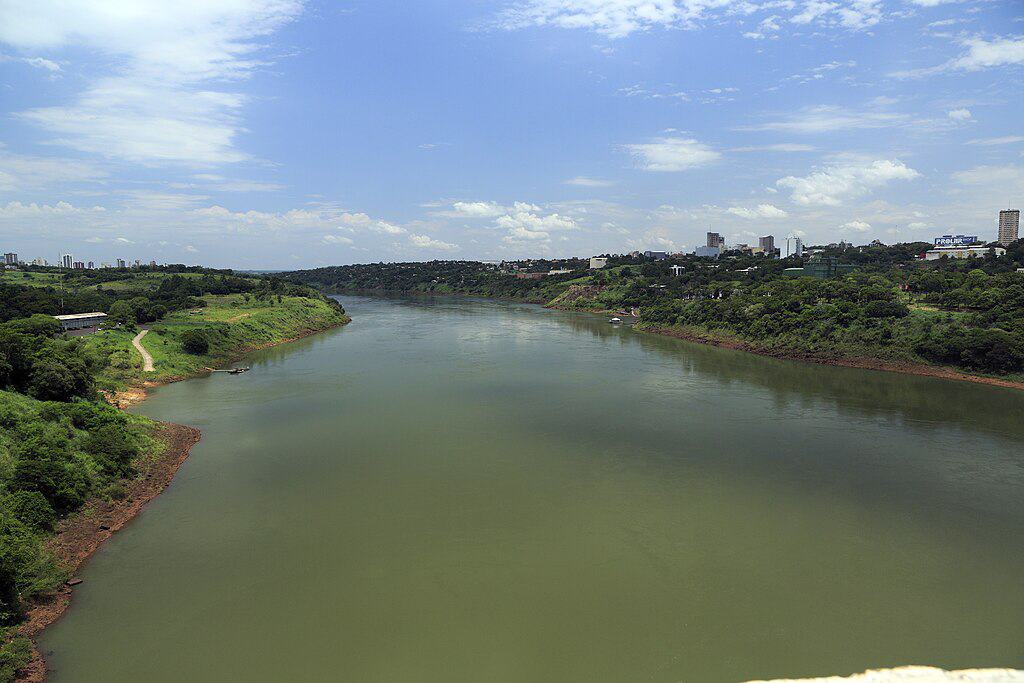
[40,295,1024,681]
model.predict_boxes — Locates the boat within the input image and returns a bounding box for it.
[609,317,622,324]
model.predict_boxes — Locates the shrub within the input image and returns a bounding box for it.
[4,491,57,532]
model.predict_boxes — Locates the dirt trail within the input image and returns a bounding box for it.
[132,329,155,372]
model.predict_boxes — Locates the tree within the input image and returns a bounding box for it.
[107,300,136,328]
[180,329,209,355]
[27,355,93,402]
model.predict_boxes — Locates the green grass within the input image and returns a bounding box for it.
[0,271,65,288]
[84,293,348,390]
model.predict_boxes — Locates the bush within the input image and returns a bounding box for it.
[0,632,31,682]
[3,492,57,533]
[180,329,209,355]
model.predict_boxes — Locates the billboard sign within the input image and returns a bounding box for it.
[934,235,979,247]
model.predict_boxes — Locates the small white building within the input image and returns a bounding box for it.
[548,268,573,275]
[589,257,608,269]
[670,265,686,276]
[54,312,108,331]
[923,245,1006,260]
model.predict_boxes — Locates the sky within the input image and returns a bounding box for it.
[0,0,1021,269]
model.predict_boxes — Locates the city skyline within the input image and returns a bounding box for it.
[0,0,1021,268]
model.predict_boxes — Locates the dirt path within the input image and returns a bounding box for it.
[132,329,155,372]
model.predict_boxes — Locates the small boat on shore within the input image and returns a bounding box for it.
[210,366,251,375]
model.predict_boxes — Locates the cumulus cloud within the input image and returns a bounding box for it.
[726,204,788,219]
[777,159,921,206]
[892,36,1024,78]
[0,0,303,165]
[495,206,579,243]
[625,137,721,171]
[0,200,106,217]
[947,108,973,121]
[409,234,458,250]
[841,220,872,232]
[452,201,507,217]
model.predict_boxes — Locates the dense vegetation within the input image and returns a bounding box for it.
[285,260,586,302]
[0,268,350,679]
[0,267,333,323]
[287,240,1024,377]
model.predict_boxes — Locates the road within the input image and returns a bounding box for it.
[132,329,155,372]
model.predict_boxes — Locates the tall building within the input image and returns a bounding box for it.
[758,236,775,254]
[788,237,804,258]
[116,258,126,268]
[87,261,95,269]
[998,209,1019,246]
[706,232,725,249]
[62,254,73,269]
[4,253,17,265]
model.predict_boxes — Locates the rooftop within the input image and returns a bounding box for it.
[54,312,108,321]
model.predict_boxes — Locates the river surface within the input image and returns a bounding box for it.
[41,295,1024,682]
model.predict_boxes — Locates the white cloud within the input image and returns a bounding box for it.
[777,158,921,206]
[495,206,579,243]
[452,201,506,217]
[726,204,789,219]
[0,151,106,192]
[947,108,973,121]
[625,137,720,171]
[952,37,1024,70]
[840,220,872,232]
[0,0,303,165]
[496,210,577,233]
[409,234,458,250]
[952,165,1024,189]
[497,0,884,37]
[0,200,106,217]
[322,235,354,245]
[965,135,1024,146]
[731,143,816,152]
[893,36,1024,78]
[743,105,907,133]
[565,176,615,187]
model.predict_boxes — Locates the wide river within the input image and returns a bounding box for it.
[41,295,1024,681]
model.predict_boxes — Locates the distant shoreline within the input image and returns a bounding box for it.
[635,322,1024,392]
[542,297,1024,392]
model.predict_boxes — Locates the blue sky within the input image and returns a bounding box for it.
[0,0,1021,268]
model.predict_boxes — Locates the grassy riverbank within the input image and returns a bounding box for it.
[0,269,350,681]
[85,293,350,395]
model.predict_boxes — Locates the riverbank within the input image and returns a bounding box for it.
[16,423,200,682]
[636,323,1024,392]
[541,288,1024,391]
[10,302,350,681]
